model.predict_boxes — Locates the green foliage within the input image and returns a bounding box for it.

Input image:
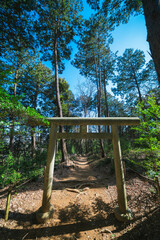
[87,0,100,10]
[0,61,13,84]
[101,0,143,27]
[112,49,158,106]
[147,170,160,180]
[0,152,22,187]
[27,168,44,181]
[41,77,76,117]
[72,13,112,82]
[55,150,62,165]
[92,139,100,153]
[71,145,76,155]
[0,87,49,126]
[36,0,83,71]
[18,60,54,110]
[120,136,132,151]
[0,0,36,55]
[133,94,160,178]
[0,149,48,188]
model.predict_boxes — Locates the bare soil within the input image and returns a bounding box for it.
[0,155,159,240]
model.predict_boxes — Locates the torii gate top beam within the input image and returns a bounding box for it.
[46,117,140,126]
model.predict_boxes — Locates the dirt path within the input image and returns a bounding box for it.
[0,155,159,240]
[54,155,109,182]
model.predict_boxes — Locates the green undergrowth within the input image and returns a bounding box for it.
[0,148,66,188]
[0,151,46,188]
[123,148,160,179]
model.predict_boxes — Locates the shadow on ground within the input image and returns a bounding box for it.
[118,208,160,240]
[0,198,116,239]
[0,199,159,240]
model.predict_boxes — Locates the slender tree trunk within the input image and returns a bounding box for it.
[135,81,142,103]
[103,80,109,118]
[14,82,17,97]
[54,35,69,164]
[98,46,105,158]
[133,73,143,103]
[133,70,147,121]
[9,126,14,152]
[9,69,18,152]
[94,56,100,114]
[131,63,143,103]
[31,84,38,157]
[142,0,160,85]
[31,129,36,158]
[95,53,105,158]
[31,130,36,157]
[103,71,110,134]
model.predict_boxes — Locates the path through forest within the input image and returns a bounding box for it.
[0,155,159,239]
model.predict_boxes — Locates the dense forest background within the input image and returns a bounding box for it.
[0,0,159,190]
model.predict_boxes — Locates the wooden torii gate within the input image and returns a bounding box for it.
[36,117,140,223]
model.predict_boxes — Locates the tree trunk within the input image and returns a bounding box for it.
[31,129,36,158]
[9,69,18,152]
[98,48,105,158]
[94,53,105,158]
[133,71,143,103]
[54,35,69,164]
[142,0,160,85]
[31,84,38,157]
[9,126,14,152]
[14,82,17,97]
[103,71,110,134]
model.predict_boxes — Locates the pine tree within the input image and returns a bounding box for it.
[1,49,35,152]
[18,60,53,156]
[112,49,158,107]
[36,0,82,164]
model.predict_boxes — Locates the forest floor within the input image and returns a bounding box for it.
[0,155,160,240]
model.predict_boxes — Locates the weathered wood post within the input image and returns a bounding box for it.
[111,125,132,221]
[80,125,88,133]
[80,125,88,153]
[36,123,57,223]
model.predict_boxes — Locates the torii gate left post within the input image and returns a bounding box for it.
[36,117,140,223]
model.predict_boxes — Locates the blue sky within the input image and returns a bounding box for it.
[110,15,150,59]
[45,3,151,96]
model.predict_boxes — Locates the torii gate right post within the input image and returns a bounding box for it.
[36,117,140,223]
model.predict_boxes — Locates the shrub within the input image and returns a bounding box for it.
[132,94,160,179]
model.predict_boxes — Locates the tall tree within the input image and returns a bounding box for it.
[36,0,82,164]
[112,48,158,107]
[2,50,35,152]
[18,60,53,156]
